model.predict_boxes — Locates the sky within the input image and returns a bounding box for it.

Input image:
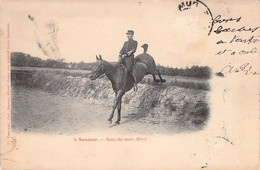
[3,0,258,69]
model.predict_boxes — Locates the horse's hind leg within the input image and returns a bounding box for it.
[152,74,160,83]
[157,70,166,83]
[115,99,122,124]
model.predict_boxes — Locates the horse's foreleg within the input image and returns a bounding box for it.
[108,93,117,122]
[115,99,122,124]
[108,91,125,123]
[108,92,117,122]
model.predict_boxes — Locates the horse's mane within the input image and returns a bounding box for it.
[101,60,126,75]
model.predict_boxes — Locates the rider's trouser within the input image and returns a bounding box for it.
[124,55,134,72]
[119,55,137,84]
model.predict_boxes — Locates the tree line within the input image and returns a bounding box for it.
[157,65,211,79]
[11,52,211,79]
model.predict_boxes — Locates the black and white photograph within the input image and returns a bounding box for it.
[1,0,259,169]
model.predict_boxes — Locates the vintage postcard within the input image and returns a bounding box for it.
[0,0,259,169]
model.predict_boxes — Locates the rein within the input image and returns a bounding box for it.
[96,61,127,79]
[104,62,127,76]
[98,74,106,79]
[96,63,116,79]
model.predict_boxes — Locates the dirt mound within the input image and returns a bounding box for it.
[13,71,210,131]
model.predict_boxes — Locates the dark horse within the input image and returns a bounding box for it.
[89,44,166,124]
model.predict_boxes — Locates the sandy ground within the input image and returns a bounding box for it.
[11,86,196,135]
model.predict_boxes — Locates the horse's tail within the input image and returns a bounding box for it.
[141,44,148,54]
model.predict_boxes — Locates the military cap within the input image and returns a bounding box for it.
[126,30,134,35]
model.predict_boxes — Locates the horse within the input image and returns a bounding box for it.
[134,44,166,83]
[89,45,166,124]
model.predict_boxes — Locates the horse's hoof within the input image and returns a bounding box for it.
[115,121,120,125]
[108,119,112,124]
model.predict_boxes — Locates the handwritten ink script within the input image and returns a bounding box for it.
[213,15,259,57]
[212,14,260,75]
[178,0,259,75]
[220,62,260,75]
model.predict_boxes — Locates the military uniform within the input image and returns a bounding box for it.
[119,30,138,91]
[119,39,138,72]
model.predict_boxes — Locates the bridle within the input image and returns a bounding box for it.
[92,64,105,79]
[92,60,127,79]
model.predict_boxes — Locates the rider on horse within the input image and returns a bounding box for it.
[118,30,138,90]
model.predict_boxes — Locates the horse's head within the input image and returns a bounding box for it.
[89,54,106,80]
